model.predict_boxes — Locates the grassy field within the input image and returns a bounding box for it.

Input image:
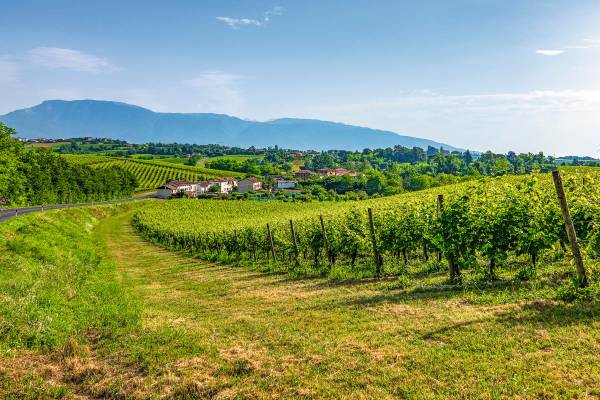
[0,203,599,398]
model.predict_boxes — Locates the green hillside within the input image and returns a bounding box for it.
[61,155,242,191]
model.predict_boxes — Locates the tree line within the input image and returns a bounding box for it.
[0,124,138,207]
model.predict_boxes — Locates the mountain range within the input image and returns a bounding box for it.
[0,100,463,151]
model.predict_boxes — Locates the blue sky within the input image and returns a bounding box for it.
[1,0,599,155]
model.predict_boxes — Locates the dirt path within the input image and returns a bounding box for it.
[91,211,600,399]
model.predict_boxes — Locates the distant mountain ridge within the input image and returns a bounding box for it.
[0,100,464,151]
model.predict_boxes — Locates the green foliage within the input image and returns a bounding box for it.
[0,123,27,206]
[0,206,140,351]
[132,169,600,289]
[0,124,137,206]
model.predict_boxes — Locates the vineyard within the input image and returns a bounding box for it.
[133,168,600,293]
[61,155,241,191]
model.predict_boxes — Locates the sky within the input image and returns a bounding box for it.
[1,0,599,156]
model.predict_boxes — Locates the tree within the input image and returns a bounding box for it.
[490,157,513,176]
[0,123,26,206]
[462,150,473,165]
[365,171,386,195]
[0,123,137,207]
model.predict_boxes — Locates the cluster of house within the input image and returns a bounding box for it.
[156,167,358,198]
[157,177,248,198]
[157,176,300,198]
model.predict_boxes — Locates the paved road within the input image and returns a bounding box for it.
[0,194,158,223]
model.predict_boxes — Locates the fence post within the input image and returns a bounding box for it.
[289,220,300,266]
[266,223,276,260]
[552,170,588,287]
[319,214,331,263]
[368,208,383,275]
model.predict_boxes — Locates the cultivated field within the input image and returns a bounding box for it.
[133,169,600,287]
[61,155,241,191]
[0,169,599,398]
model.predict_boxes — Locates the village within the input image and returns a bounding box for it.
[156,167,358,198]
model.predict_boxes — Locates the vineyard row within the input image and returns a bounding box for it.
[132,170,600,284]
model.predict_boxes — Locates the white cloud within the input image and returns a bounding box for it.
[216,17,262,29]
[566,38,600,49]
[216,6,283,29]
[535,49,564,56]
[27,47,118,72]
[537,38,600,54]
[319,90,600,117]
[182,71,244,113]
[290,90,600,156]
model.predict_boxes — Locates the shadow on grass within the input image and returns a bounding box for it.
[314,276,563,309]
[421,301,600,340]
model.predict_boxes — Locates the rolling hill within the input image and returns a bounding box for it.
[61,154,241,191]
[1,99,464,151]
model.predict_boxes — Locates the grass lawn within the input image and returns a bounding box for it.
[0,204,599,398]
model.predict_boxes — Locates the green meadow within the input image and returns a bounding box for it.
[0,200,598,398]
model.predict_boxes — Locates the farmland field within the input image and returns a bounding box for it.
[133,168,600,286]
[61,155,241,191]
[1,167,599,398]
[0,190,598,398]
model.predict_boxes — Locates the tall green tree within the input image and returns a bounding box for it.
[0,123,26,206]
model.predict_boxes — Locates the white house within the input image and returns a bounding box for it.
[157,178,238,198]
[275,179,297,190]
[206,178,237,193]
[156,180,194,198]
[237,177,262,193]
[195,181,211,195]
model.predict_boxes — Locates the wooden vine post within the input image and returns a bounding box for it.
[368,208,383,275]
[319,214,331,263]
[552,170,588,287]
[438,194,460,282]
[436,195,443,262]
[289,219,300,266]
[266,223,276,261]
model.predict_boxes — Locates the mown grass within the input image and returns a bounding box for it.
[0,205,141,398]
[1,204,599,398]
[0,205,140,352]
